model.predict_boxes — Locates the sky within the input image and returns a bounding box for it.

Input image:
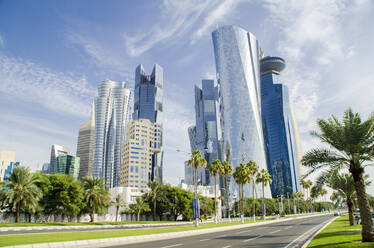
[1,0,374,194]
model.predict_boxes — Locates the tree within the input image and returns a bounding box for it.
[319,188,328,211]
[129,197,150,221]
[111,194,124,222]
[187,150,207,226]
[292,191,304,213]
[233,163,249,223]
[3,167,42,222]
[302,108,374,241]
[247,160,259,221]
[221,161,233,219]
[146,181,165,220]
[256,169,272,219]
[300,179,313,200]
[207,159,223,223]
[82,177,110,222]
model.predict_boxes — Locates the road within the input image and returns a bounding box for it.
[108,214,334,248]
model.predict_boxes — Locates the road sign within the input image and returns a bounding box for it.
[193,198,200,218]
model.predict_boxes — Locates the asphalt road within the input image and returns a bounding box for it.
[108,214,335,248]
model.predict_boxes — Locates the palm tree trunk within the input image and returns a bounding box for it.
[262,183,265,220]
[91,205,95,223]
[225,177,230,220]
[347,196,354,226]
[351,167,374,242]
[153,199,157,220]
[116,206,119,222]
[16,203,20,223]
[214,176,217,223]
[252,179,255,221]
[137,210,140,221]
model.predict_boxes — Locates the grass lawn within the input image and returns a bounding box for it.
[0,221,173,227]
[0,220,261,247]
[308,215,374,248]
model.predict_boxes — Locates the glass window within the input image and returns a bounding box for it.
[206,121,217,138]
[204,100,215,113]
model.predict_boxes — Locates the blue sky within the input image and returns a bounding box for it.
[1,0,374,193]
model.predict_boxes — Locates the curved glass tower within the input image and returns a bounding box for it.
[212,25,271,198]
[94,80,131,188]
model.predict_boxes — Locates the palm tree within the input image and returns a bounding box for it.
[207,159,223,224]
[187,150,207,227]
[247,160,259,221]
[292,191,304,213]
[302,108,374,242]
[111,194,124,222]
[233,163,249,223]
[256,169,272,220]
[146,181,164,221]
[320,188,328,211]
[83,177,110,222]
[129,197,151,221]
[221,161,233,220]
[3,166,41,222]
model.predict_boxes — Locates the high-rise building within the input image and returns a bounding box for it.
[0,151,15,182]
[260,56,302,198]
[49,145,68,174]
[56,155,80,180]
[120,119,162,188]
[93,80,131,188]
[212,25,271,198]
[77,104,95,179]
[187,80,223,186]
[41,163,50,174]
[132,64,163,182]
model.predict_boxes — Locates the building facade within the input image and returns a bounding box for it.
[0,151,15,182]
[49,145,68,174]
[93,80,131,188]
[132,64,163,182]
[41,163,50,174]
[77,104,95,179]
[56,155,80,179]
[212,25,271,198]
[120,119,162,189]
[260,56,301,198]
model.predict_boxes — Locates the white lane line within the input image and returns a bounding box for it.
[199,239,211,241]
[284,226,292,230]
[222,246,231,248]
[243,235,264,242]
[161,244,183,248]
[270,229,281,234]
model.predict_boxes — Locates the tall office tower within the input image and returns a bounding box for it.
[94,80,131,188]
[56,155,80,180]
[132,64,163,182]
[77,104,95,179]
[0,151,15,182]
[212,25,271,198]
[41,163,50,174]
[49,145,68,174]
[120,119,162,188]
[260,56,301,198]
[290,105,304,178]
[187,80,223,186]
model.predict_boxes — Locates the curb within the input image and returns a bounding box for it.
[2,214,330,248]
[301,215,339,248]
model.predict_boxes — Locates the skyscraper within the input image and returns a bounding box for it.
[49,145,68,174]
[132,64,163,182]
[120,119,162,188]
[56,155,80,180]
[77,104,95,179]
[260,56,301,197]
[187,80,223,186]
[0,151,15,182]
[212,25,271,198]
[93,80,131,188]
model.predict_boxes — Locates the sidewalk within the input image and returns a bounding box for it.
[1,213,330,248]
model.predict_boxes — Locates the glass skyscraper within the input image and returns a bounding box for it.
[93,80,131,188]
[260,56,301,198]
[56,155,80,180]
[132,64,163,182]
[49,145,68,174]
[187,80,223,186]
[212,25,271,198]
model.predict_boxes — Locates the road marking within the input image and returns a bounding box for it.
[199,239,211,241]
[243,235,264,242]
[161,244,183,248]
[284,226,292,229]
[270,229,281,234]
[222,246,231,248]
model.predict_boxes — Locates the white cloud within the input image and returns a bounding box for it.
[0,51,95,117]
[123,0,219,57]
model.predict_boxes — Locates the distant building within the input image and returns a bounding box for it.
[108,186,144,215]
[41,163,50,174]
[132,64,164,182]
[77,104,95,179]
[56,155,80,180]
[3,162,19,183]
[49,145,68,174]
[260,56,302,197]
[184,161,193,185]
[120,119,162,189]
[93,80,131,188]
[0,151,15,182]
